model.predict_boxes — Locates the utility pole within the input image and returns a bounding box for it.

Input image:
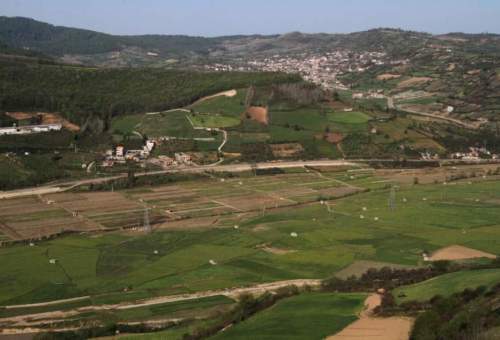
[388,186,396,211]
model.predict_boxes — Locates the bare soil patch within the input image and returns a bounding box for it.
[270,143,304,158]
[377,74,401,81]
[429,245,496,261]
[323,133,344,144]
[244,106,268,125]
[327,294,414,340]
[252,225,269,232]
[397,77,432,88]
[261,246,296,255]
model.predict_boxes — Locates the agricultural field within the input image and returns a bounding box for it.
[106,85,484,162]
[213,293,366,340]
[0,165,499,338]
[0,166,498,311]
[190,114,241,128]
[0,168,367,242]
[109,89,391,160]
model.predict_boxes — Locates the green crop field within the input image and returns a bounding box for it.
[107,88,453,161]
[0,174,498,308]
[328,111,372,124]
[191,90,247,116]
[394,269,500,304]
[213,293,366,340]
[190,114,241,128]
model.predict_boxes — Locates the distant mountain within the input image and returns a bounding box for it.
[2,16,499,68]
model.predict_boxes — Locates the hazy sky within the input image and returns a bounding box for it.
[1,0,499,36]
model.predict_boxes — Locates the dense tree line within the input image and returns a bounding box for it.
[270,82,325,107]
[406,284,500,340]
[321,265,446,294]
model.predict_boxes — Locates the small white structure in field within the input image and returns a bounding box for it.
[290,232,298,238]
[320,200,325,205]
[239,181,243,185]
[220,179,225,183]
[209,259,217,265]
[234,225,239,230]
[154,250,159,255]
[350,176,355,180]
[360,215,365,219]
[374,217,379,221]
[422,198,428,201]
[443,182,448,185]
[422,253,429,262]
[29,242,35,247]
[475,199,480,202]
[362,207,367,211]
[402,198,407,203]
[49,259,57,264]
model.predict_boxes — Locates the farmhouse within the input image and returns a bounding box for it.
[0,124,62,136]
[175,152,192,164]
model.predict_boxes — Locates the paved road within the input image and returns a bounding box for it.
[396,105,478,129]
[0,160,357,199]
[2,158,498,200]
[386,95,478,130]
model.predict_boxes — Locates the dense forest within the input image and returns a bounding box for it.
[0,16,227,56]
[0,59,300,128]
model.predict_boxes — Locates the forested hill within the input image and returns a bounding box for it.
[0,16,225,56]
[0,58,300,131]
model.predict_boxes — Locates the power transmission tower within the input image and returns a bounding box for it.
[144,208,151,233]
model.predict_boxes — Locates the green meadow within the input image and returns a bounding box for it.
[394,269,500,304]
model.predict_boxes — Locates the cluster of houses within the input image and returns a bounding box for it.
[420,152,440,161]
[151,153,193,169]
[102,140,195,169]
[352,89,386,99]
[102,140,156,167]
[0,124,62,136]
[204,49,401,91]
[450,147,498,161]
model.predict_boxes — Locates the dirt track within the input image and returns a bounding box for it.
[190,89,237,106]
[0,279,321,329]
[327,294,414,340]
